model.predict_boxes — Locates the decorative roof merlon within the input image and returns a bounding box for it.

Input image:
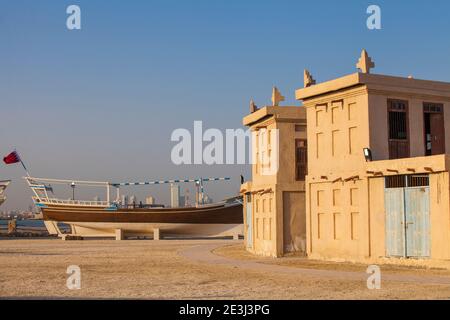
[356,49,375,74]
[271,87,285,106]
[249,99,258,113]
[304,69,316,87]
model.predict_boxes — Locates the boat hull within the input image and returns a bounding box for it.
[46,221,243,238]
[41,202,244,239]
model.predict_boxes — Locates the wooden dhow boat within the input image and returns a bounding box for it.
[0,180,11,207]
[25,176,243,240]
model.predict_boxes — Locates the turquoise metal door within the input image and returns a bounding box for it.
[405,187,430,257]
[385,188,406,257]
[246,194,253,248]
[385,175,430,258]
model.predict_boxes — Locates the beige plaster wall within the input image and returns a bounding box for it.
[367,94,389,160]
[307,178,369,260]
[367,176,386,259]
[444,102,450,154]
[429,172,450,260]
[242,107,307,257]
[305,88,370,180]
[252,190,277,256]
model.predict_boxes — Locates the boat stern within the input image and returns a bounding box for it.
[0,180,11,207]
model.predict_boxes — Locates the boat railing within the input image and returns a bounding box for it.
[33,196,109,207]
[0,180,10,194]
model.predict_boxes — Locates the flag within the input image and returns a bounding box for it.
[3,151,21,165]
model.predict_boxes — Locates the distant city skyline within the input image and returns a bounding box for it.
[2,0,450,210]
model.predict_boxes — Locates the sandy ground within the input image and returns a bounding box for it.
[214,245,450,277]
[1,239,450,300]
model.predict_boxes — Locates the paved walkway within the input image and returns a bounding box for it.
[180,242,450,286]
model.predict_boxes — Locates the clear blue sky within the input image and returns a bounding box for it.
[1,0,450,210]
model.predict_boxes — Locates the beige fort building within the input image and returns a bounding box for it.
[241,50,450,267]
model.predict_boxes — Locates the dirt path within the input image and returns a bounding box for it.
[180,243,450,286]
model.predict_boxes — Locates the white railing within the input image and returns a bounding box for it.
[33,197,109,207]
[0,180,10,196]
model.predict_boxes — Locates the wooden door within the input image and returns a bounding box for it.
[388,100,410,159]
[283,192,305,253]
[295,139,307,181]
[430,113,445,155]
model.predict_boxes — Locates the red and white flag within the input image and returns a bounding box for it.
[3,151,21,165]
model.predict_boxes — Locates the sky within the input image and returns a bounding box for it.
[1,0,450,210]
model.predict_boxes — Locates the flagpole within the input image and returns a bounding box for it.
[20,160,30,177]
[14,149,30,177]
